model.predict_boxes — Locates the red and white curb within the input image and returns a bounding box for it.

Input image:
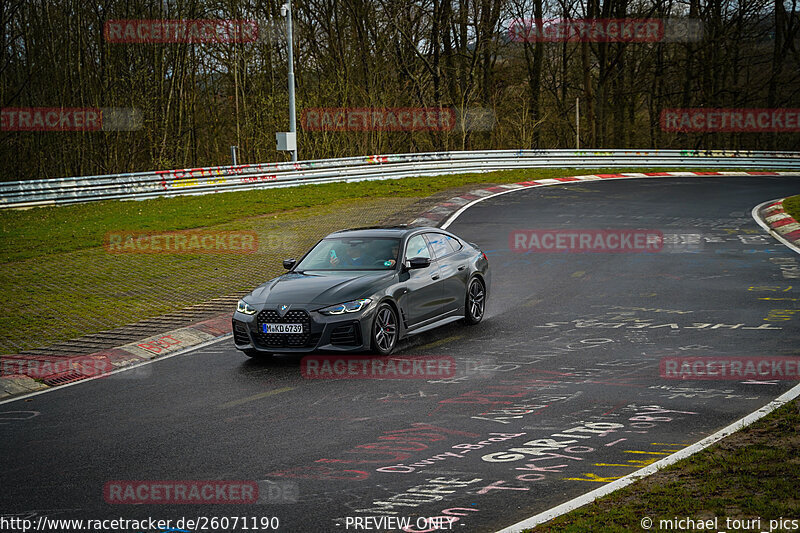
[753,197,800,254]
[0,315,231,401]
[408,171,800,228]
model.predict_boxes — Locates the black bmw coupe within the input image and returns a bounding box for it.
[232,226,490,357]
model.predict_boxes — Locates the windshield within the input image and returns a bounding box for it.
[295,237,401,271]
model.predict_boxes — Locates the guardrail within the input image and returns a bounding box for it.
[2,149,799,208]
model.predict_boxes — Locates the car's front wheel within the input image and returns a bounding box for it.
[371,303,398,355]
[462,277,485,325]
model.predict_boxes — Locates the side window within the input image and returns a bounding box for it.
[426,233,452,259]
[405,235,431,260]
[444,235,463,253]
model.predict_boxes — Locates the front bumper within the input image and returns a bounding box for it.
[232,303,376,354]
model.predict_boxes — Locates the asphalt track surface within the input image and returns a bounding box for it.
[2,176,800,533]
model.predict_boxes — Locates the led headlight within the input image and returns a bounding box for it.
[318,298,372,315]
[237,299,257,315]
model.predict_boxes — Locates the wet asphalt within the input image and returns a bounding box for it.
[1,175,799,533]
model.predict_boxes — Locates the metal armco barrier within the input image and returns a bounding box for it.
[2,149,799,208]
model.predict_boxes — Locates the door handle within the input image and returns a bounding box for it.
[458,265,466,271]
[431,274,440,280]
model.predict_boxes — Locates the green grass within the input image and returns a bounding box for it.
[528,399,800,532]
[783,194,800,221]
[0,196,418,354]
[0,166,777,353]
[0,167,754,263]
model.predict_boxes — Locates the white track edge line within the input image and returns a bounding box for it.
[0,334,232,406]
[495,382,800,533]
[442,172,800,230]
[443,173,670,229]
[492,192,800,533]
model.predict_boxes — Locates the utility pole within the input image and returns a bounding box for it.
[286,0,297,162]
[576,96,580,150]
[276,1,298,161]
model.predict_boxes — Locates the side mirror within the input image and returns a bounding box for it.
[406,256,431,270]
[283,258,296,270]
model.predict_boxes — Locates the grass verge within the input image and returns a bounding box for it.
[0,167,777,353]
[783,195,800,221]
[527,397,800,532]
[0,167,761,263]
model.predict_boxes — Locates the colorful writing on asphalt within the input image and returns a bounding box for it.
[376,433,526,474]
[267,424,478,481]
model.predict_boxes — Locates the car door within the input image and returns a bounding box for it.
[403,234,444,326]
[425,232,469,314]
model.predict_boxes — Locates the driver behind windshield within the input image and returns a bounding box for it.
[329,241,373,267]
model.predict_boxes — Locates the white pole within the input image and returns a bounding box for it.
[286,0,298,161]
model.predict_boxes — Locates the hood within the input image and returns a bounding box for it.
[248,270,396,308]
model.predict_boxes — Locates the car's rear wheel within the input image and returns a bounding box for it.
[371,303,398,355]
[462,277,485,325]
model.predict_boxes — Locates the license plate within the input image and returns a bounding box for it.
[262,323,303,334]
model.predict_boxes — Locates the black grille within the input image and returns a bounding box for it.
[330,322,361,346]
[255,309,313,348]
[232,320,250,345]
